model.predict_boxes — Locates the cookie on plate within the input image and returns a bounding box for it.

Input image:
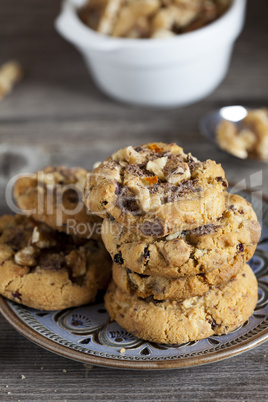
[14,166,102,239]
[84,142,228,237]
[105,264,258,344]
[0,215,112,310]
[102,193,261,278]
[112,253,244,301]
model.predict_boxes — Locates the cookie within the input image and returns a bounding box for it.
[14,166,102,239]
[112,253,244,301]
[0,215,112,310]
[84,142,228,237]
[105,264,258,344]
[102,193,261,278]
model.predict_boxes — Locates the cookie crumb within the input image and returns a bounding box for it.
[7,392,11,395]
[6,385,8,388]
[62,369,67,373]
[120,348,126,353]
[21,375,26,379]
[40,367,44,370]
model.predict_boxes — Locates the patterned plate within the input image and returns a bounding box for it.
[1,191,268,370]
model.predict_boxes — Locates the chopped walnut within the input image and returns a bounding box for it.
[14,246,37,267]
[182,296,199,309]
[79,0,230,38]
[165,231,181,240]
[146,157,168,180]
[65,249,87,277]
[0,61,23,101]
[163,158,191,185]
[31,227,57,249]
[112,146,145,164]
[112,0,160,37]
[216,109,268,161]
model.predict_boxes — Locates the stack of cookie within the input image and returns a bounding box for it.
[0,166,112,311]
[84,142,261,344]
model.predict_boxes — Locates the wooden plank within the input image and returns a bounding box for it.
[0,0,268,400]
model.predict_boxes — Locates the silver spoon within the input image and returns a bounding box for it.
[200,105,268,163]
[200,105,248,146]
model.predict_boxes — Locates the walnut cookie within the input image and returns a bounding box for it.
[102,193,261,278]
[14,166,102,239]
[112,253,244,301]
[84,143,228,237]
[105,264,258,344]
[0,215,112,310]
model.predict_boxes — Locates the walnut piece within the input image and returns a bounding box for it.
[31,227,57,249]
[146,157,168,180]
[0,61,23,101]
[216,109,268,161]
[112,146,145,164]
[79,0,231,39]
[65,249,87,277]
[15,246,37,267]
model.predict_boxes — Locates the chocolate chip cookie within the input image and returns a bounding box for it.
[0,215,112,310]
[102,193,261,278]
[14,166,102,239]
[84,143,228,237]
[105,264,258,344]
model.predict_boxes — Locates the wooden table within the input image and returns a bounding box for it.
[0,0,268,400]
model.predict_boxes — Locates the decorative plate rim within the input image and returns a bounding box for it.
[1,188,268,370]
[1,293,268,371]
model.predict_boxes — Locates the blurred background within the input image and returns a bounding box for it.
[0,0,268,213]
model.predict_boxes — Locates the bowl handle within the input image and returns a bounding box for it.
[55,0,121,52]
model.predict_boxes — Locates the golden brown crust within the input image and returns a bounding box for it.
[105,264,258,344]
[112,253,244,301]
[102,193,261,278]
[0,215,112,310]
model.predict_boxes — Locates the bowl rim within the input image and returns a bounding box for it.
[57,0,246,49]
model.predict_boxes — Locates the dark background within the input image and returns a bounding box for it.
[0,0,268,400]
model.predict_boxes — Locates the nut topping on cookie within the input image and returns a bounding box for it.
[0,215,112,310]
[146,157,168,180]
[85,142,228,236]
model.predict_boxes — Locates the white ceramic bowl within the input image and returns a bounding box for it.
[55,0,247,107]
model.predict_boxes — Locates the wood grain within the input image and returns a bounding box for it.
[0,0,268,400]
